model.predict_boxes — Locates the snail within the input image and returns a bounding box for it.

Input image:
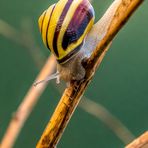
[34,0,95,86]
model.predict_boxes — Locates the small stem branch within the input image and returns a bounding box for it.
[88,0,143,66]
[0,55,56,148]
[125,131,148,148]
[79,97,135,144]
[0,19,46,67]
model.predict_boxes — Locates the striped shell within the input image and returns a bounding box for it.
[38,0,95,64]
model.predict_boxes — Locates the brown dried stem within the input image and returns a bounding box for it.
[0,19,46,67]
[37,0,144,148]
[125,131,148,148]
[0,55,56,148]
[56,84,135,144]
[79,97,135,144]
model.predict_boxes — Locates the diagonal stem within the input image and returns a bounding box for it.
[36,0,144,148]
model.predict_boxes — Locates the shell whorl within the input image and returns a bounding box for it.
[38,0,95,64]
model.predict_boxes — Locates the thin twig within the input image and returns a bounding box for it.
[125,131,148,148]
[0,55,56,148]
[79,97,135,144]
[55,82,135,144]
[36,0,144,147]
[0,19,46,67]
[88,0,143,66]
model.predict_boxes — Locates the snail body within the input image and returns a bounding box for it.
[36,0,95,85]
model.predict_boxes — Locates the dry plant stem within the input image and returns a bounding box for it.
[125,131,148,148]
[0,55,56,148]
[79,97,135,144]
[88,0,144,65]
[36,45,109,148]
[0,19,45,67]
[56,81,135,144]
[55,84,135,144]
[36,0,143,147]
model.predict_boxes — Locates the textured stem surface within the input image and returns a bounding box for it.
[0,55,56,148]
[37,0,144,147]
[125,131,148,148]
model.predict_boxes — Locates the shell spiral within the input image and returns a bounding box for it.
[38,0,95,64]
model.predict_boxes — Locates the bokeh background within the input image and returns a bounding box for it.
[0,0,147,147]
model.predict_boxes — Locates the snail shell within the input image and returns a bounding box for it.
[38,0,95,64]
[36,0,95,84]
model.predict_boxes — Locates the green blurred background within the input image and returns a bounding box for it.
[0,0,147,147]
